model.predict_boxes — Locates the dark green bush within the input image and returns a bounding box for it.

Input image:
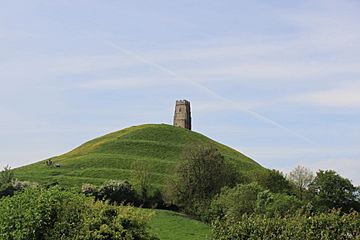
[211,210,360,240]
[97,180,138,204]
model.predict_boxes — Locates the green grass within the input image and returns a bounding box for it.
[148,209,212,240]
[14,124,264,188]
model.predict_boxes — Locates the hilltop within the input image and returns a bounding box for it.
[15,124,264,188]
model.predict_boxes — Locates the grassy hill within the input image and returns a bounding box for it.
[15,124,264,188]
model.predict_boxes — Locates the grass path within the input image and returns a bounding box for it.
[148,209,212,240]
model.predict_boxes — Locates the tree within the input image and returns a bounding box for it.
[288,165,314,192]
[309,170,360,212]
[255,169,294,194]
[164,144,239,217]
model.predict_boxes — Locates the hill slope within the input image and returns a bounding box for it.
[15,124,264,188]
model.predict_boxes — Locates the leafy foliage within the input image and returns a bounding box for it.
[255,190,304,217]
[210,183,264,220]
[80,202,158,240]
[0,166,37,198]
[0,166,14,185]
[309,170,360,212]
[96,180,137,205]
[164,145,240,217]
[82,180,168,209]
[0,187,158,240]
[255,169,294,194]
[212,210,360,240]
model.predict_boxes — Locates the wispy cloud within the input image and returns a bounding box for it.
[292,82,360,108]
[80,76,177,89]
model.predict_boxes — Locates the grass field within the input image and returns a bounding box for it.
[14,124,264,188]
[148,209,212,240]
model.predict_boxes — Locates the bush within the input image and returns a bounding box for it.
[97,180,138,205]
[211,210,360,240]
[80,202,158,240]
[0,166,37,198]
[0,187,85,239]
[82,181,169,210]
[210,183,264,221]
[81,183,98,197]
[0,187,158,240]
[255,190,304,217]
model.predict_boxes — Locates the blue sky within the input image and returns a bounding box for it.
[1,0,359,184]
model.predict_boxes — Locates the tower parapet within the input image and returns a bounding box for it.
[173,100,191,130]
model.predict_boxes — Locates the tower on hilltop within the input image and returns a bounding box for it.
[173,100,191,130]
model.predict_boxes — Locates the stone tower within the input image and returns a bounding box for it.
[173,100,191,130]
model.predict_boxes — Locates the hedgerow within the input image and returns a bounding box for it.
[211,210,360,240]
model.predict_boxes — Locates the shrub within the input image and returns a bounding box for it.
[80,202,158,240]
[0,187,158,240]
[255,190,304,217]
[97,180,138,205]
[0,166,37,198]
[0,187,85,239]
[211,210,360,240]
[210,183,264,221]
[0,166,13,184]
[81,183,98,197]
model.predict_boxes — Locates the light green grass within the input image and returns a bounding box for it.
[15,124,264,188]
[148,209,211,240]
